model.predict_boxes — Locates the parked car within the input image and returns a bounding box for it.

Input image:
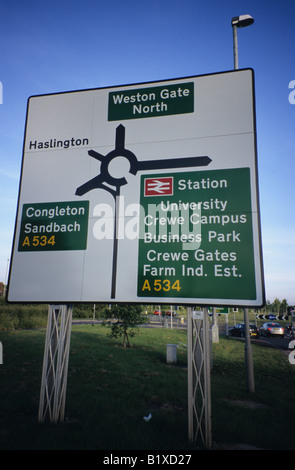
[259,322,284,338]
[164,311,175,316]
[285,324,293,334]
[289,327,295,341]
[229,323,259,338]
[153,310,175,316]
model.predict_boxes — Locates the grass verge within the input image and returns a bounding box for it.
[0,324,294,450]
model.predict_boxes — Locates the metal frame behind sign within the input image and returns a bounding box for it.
[187,307,212,448]
[38,305,72,423]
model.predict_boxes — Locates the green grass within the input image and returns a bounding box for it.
[0,324,295,450]
[212,338,295,449]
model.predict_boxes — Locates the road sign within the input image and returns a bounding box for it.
[8,69,265,306]
[193,310,204,320]
[256,314,289,321]
[208,307,229,314]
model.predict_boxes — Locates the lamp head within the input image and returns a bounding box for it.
[231,14,254,28]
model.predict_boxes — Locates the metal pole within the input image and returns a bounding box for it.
[211,307,219,343]
[3,258,9,297]
[187,307,193,442]
[93,304,96,320]
[203,308,212,448]
[225,312,229,336]
[243,308,255,392]
[233,24,238,69]
[232,16,255,394]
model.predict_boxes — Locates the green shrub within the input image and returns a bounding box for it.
[0,300,48,330]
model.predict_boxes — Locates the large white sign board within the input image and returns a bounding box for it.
[8,69,265,306]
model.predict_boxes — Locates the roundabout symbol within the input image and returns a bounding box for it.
[75,124,212,298]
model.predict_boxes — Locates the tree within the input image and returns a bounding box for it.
[0,282,4,297]
[280,299,288,315]
[101,304,146,348]
[272,298,281,314]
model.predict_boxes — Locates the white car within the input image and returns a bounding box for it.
[260,322,284,338]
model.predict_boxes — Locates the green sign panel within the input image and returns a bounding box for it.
[208,307,229,314]
[18,201,89,251]
[108,82,194,121]
[137,167,256,301]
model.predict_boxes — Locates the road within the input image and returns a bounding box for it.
[252,334,293,354]
[225,328,293,356]
[144,314,187,329]
[72,317,294,355]
[72,314,186,329]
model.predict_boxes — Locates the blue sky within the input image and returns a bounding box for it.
[0,0,294,305]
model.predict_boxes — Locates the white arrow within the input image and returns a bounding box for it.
[146,179,171,193]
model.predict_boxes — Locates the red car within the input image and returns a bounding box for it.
[164,311,175,316]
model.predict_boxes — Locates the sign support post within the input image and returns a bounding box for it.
[211,307,219,343]
[243,308,255,392]
[187,307,212,448]
[38,304,72,423]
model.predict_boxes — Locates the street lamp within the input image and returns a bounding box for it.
[231,14,254,69]
[231,14,255,392]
